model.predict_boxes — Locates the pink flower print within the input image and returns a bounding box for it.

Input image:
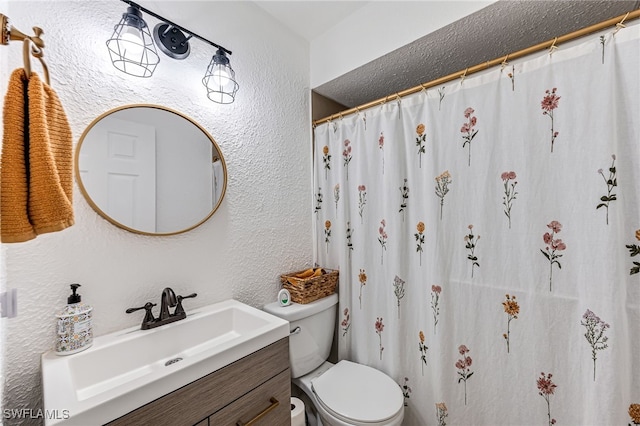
[431,285,441,334]
[547,220,562,233]
[375,317,384,360]
[378,219,388,265]
[455,344,474,405]
[378,132,385,174]
[460,107,478,166]
[537,372,557,426]
[541,88,561,152]
[358,185,367,224]
[341,308,351,336]
[464,107,474,118]
[343,139,352,180]
[501,171,518,229]
[541,221,566,291]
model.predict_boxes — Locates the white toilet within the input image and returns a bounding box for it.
[264,293,404,426]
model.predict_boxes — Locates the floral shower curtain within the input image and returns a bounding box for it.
[313,22,640,426]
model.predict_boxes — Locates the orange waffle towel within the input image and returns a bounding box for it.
[1,69,74,242]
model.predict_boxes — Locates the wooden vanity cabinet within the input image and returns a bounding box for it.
[107,338,291,426]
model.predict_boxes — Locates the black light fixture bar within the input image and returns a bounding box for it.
[120,0,232,55]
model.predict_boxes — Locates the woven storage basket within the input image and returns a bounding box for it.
[280,268,339,304]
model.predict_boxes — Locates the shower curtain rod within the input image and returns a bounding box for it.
[313,8,640,126]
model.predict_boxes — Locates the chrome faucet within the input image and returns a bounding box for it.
[126,288,197,330]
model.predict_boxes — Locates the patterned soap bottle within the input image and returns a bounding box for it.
[55,284,93,355]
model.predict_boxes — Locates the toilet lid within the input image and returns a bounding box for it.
[311,360,403,423]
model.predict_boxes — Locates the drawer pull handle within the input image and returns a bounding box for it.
[236,397,279,426]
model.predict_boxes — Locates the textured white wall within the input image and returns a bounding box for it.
[1,1,311,423]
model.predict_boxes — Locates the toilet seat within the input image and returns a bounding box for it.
[311,360,403,424]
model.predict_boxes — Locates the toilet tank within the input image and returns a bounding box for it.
[263,293,338,378]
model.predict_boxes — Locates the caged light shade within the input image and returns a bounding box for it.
[202,49,239,104]
[106,6,160,78]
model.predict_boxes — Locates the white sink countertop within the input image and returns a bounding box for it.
[41,299,289,425]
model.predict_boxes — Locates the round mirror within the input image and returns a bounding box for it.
[75,105,227,236]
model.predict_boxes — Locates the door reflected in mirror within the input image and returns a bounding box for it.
[76,105,227,235]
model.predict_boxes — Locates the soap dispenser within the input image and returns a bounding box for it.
[55,284,93,355]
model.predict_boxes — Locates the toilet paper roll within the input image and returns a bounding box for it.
[291,397,305,426]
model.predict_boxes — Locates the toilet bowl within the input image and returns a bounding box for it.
[296,360,404,426]
[263,293,404,426]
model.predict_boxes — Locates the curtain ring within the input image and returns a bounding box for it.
[614,11,629,34]
[548,37,559,55]
[460,68,468,84]
[500,54,509,70]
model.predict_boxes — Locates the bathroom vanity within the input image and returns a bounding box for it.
[107,338,290,426]
[41,300,290,425]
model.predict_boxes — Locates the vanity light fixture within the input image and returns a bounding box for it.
[203,49,239,104]
[106,0,238,103]
[106,5,159,78]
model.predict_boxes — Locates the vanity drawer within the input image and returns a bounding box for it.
[207,368,290,426]
[107,338,289,426]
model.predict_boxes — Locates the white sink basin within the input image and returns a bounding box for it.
[41,299,289,425]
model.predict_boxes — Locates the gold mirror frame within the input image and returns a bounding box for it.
[75,104,227,236]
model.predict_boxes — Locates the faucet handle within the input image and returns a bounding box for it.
[126,302,157,325]
[174,293,197,316]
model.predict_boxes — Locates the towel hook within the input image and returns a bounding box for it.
[22,38,31,77]
[1,14,49,85]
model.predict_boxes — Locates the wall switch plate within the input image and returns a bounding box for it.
[0,288,17,318]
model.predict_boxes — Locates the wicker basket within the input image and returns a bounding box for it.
[280,268,339,304]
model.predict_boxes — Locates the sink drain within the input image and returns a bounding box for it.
[165,357,183,366]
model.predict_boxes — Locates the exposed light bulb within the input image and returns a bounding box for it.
[120,26,144,59]
[211,66,231,87]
